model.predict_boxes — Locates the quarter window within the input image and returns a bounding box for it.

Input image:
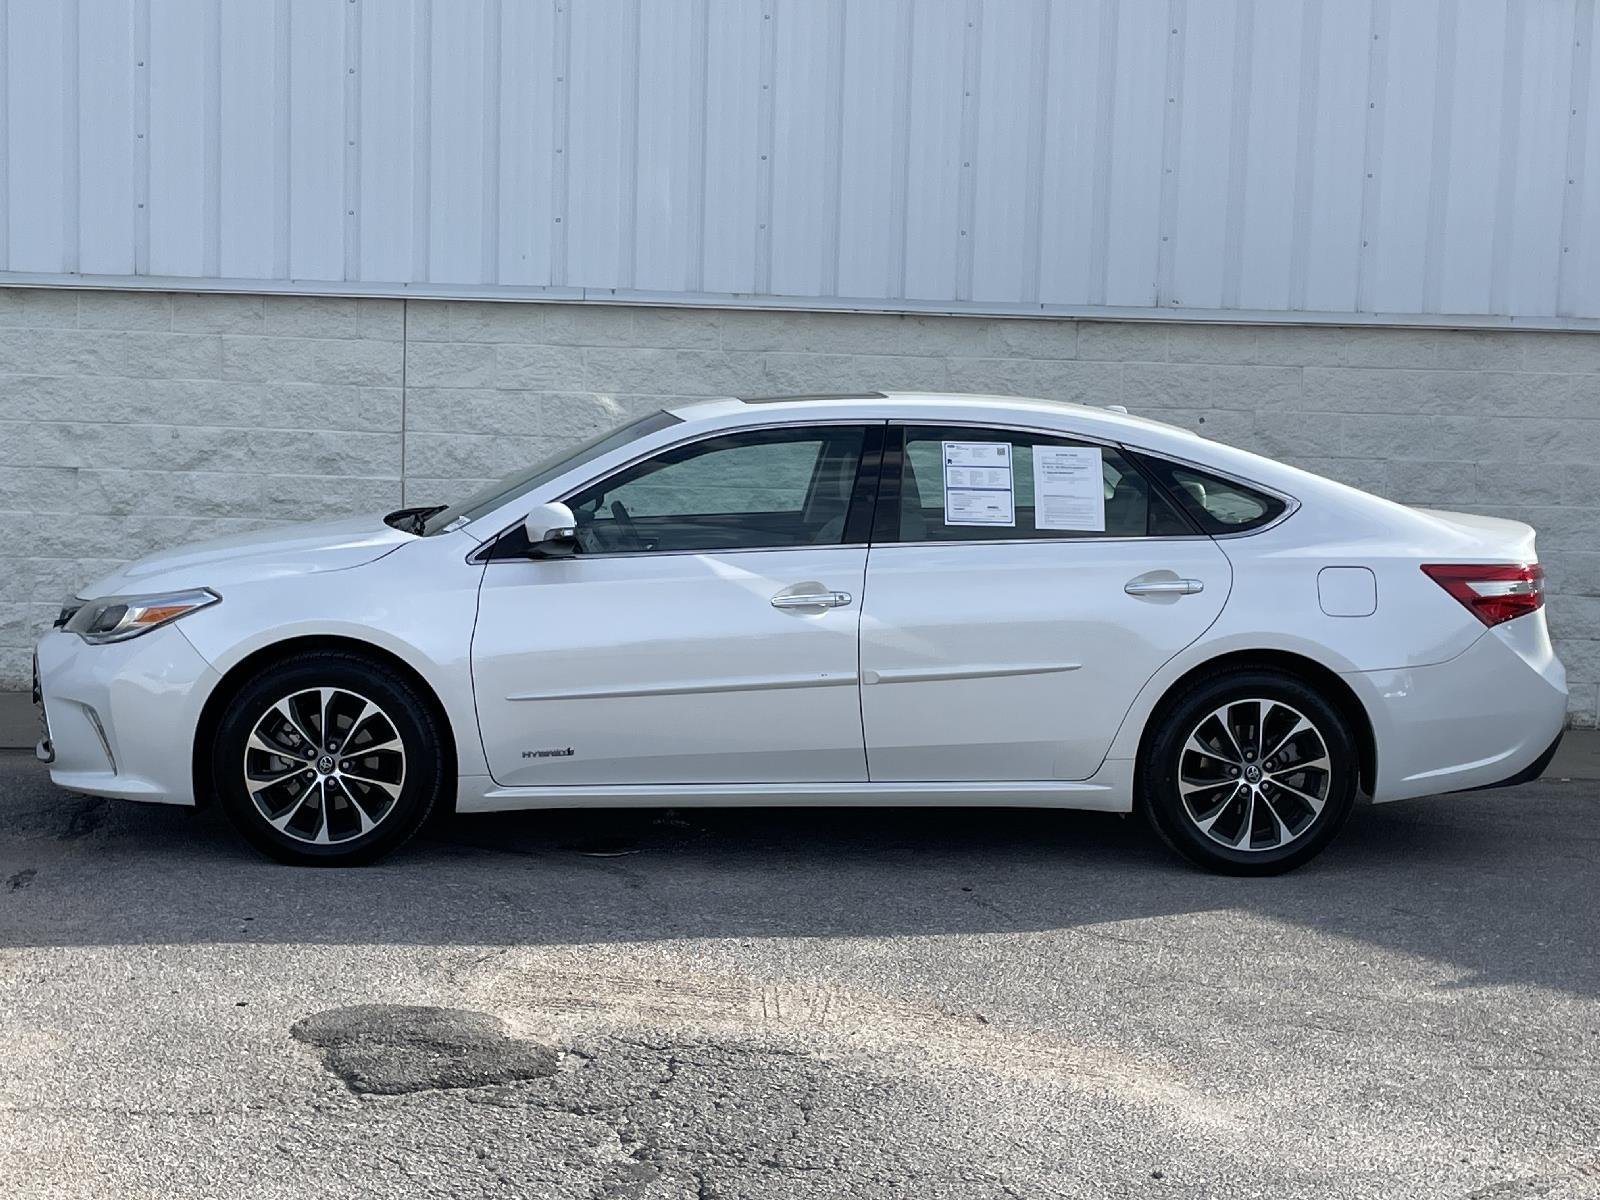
[884,426,1191,542]
[1132,456,1288,535]
[563,425,869,554]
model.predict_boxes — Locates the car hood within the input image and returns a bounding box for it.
[78,513,413,598]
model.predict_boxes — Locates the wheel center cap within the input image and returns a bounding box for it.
[1244,764,1261,783]
[316,754,336,775]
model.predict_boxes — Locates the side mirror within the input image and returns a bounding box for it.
[523,501,579,558]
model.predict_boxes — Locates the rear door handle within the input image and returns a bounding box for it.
[1124,578,1204,596]
[771,590,853,610]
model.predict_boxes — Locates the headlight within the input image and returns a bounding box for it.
[65,588,221,644]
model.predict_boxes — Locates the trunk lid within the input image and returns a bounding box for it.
[1410,508,1539,562]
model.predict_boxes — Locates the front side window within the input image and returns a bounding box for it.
[563,425,869,554]
[883,425,1191,542]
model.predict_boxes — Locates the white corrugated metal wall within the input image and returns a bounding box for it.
[2,0,1599,325]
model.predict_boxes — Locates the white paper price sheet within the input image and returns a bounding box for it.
[1032,446,1106,531]
[941,441,1015,526]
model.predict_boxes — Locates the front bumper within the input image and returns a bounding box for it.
[32,653,53,763]
[33,625,220,805]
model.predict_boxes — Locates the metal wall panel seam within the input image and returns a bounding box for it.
[342,0,360,282]
[954,0,982,301]
[820,0,845,298]
[1287,0,1322,311]
[1354,0,1389,313]
[1420,0,1456,315]
[481,0,501,285]
[409,0,431,283]
[1154,0,1184,306]
[0,0,8,272]
[62,0,80,275]
[272,0,290,278]
[133,0,151,275]
[202,0,221,277]
[887,0,914,299]
[1219,0,1254,310]
[1020,0,1052,305]
[400,299,408,504]
[1558,0,1594,316]
[1087,0,1119,306]
[686,0,709,293]
[1489,1,1526,316]
[549,0,570,286]
[754,0,777,294]
[618,0,640,292]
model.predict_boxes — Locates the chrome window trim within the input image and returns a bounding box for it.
[883,418,1216,546]
[867,534,1214,549]
[886,417,1302,543]
[466,411,1302,562]
[478,541,872,566]
[890,416,1126,451]
[470,417,886,565]
[1122,444,1302,540]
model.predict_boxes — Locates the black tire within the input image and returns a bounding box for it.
[212,652,446,866]
[1138,668,1358,876]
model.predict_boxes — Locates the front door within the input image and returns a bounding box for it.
[472,423,879,787]
[858,424,1231,782]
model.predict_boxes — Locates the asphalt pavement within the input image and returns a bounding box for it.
[1,749,1597,1199]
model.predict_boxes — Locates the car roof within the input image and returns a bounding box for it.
[666,391,1199,447]
[658,391,1363,520]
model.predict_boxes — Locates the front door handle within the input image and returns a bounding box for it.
[771,590,853,610]
[1124,578,1204,596]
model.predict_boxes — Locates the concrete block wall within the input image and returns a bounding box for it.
[1,287,1596,725]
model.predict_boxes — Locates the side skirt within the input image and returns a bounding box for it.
[456,760,1135,814]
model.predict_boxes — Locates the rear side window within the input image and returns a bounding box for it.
[881,426,1192,542]
[1134,455,1289,535]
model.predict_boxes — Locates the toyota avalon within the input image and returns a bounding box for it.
[33,392,1566,874]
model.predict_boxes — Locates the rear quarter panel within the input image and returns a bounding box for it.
[1100,498,1493,765]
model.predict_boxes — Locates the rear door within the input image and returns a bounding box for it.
[858,424,1232,782]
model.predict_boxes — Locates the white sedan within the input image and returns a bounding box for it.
[33,392,1565,874]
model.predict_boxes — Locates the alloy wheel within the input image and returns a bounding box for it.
[1176,698,1332,853]
[242,687,407,846]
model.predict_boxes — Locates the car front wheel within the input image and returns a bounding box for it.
[212,653,446,866]
[1139,668,1359,876]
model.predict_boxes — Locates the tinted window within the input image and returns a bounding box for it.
[563,425,868,554]
[885,426,1190,542]
[1134,456,1288,534]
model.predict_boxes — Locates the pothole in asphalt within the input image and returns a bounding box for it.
[291,1005,560,1095]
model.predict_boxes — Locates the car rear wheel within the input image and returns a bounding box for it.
[212,653,446,866]
[1138,668,1359,875]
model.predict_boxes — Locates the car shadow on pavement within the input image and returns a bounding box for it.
[2,752,1595,998]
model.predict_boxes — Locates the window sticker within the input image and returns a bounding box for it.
[942,441,1014,526]
[1033,446,1106,531]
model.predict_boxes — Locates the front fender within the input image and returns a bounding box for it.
[174,537,489,778]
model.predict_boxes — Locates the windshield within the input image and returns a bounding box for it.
[420,409,682,535]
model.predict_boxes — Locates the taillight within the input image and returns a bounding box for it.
[1421,563,1544,627]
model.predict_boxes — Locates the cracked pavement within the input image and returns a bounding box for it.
[1,750,1597,1198]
